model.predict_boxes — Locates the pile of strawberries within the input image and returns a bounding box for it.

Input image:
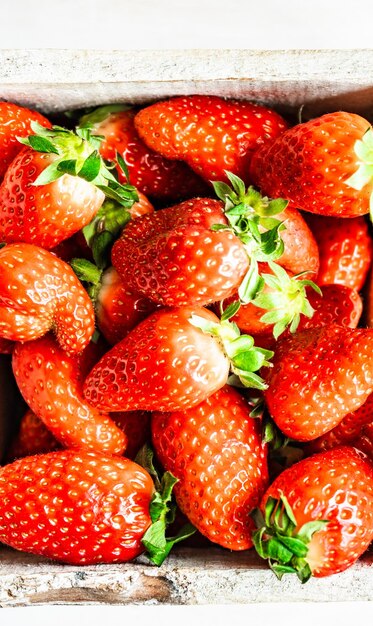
[0,96,372,583]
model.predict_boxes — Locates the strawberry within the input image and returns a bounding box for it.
[223,280,363,341]
[305,214,372,291]
[83,306,273,412]
[352,422,373,462]
[0,244,95,354]
[151,385,268,550]
[12,335,127,455]
[250,112,373,217]
[0,102,51,181]
[6,408,60,461]
[305,392,373,454]
[111,198,249,307]
[134,95,288,184]
[79,105,209,201]
[252,447,373,579]
[263,325,373,441]
[0,450,154,564]
[0,123,138,249]
[112,411,151,460]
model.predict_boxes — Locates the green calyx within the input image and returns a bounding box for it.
[345,127,373,221]
[212,171,288,284]
[82,198,132,269]
[78,103,131,128]
[189,314,273,391]
[251,492,329,583]
[70,258,103,303]
[252,261,322,339]
[136,445,196,566]
[17,121,138,208]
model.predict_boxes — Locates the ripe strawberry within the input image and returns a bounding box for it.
[6,408,60,461]
[0,123,138,249]
[134,95,288,183]
[250,112,373,217]
[223,280,362,341]
[83,306,273,412]
[305,392,373,455]
[0,244,95,355]
[0,450,154,564]
[263,325,373,441]
[152,386,268,550]
[12,335,127,455]
[112,411,151,459]
[111,198,249,307]
[305,214,372,291]
[0,102,51,181]
[352,422,373,461]
[252,447,373,579]
[79,105,209,201]
[0,337,14,354]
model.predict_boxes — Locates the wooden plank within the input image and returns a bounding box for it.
[0,546,372,606]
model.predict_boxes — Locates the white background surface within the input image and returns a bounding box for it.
[1,0,373,623]
[0,0,372,50]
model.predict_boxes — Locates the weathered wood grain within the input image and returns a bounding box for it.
[0,546,372,607]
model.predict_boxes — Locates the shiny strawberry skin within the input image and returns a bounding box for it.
[134,95,288,183]
[96,267,158,345]
[305,214,372,290]
[251,112,372,217]
[91,107,208,201]
[0,148,104,249]
[83,307,230,412]
[12,335,126,455]
[306,392,373,454]
[152,386,268,550]
[273,206,319,276]
[261,447,373,577]
[0,244,95,354]
[6,409,60,461]
[111,198,249,307]
[264,325,373,441]
[0,102,51,181]
[0,449,154,564]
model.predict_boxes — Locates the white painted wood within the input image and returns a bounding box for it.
[0,48,372,605]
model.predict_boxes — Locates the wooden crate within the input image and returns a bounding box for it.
[0,48,372,606]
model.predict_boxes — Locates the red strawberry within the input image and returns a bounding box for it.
[6,408,60,461]
[112,411,151,460]
[305,214,372,290]
[352,422,373,462]
[152,386,268,550]
[252,447,373,579]
[96,267,158,345]
[0,244,95,355]
[134,95,288,184]
[79,105,209,201]
[83,306,273,412]
[0,123,138,249]
[250,112,373,217]
[305,392,373,455]
[0,337,14,354]
[0,102,51,181]
[12,335,127,455]
[111,198,249,307]
[263,325,373,441]
[0,450,154,564]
